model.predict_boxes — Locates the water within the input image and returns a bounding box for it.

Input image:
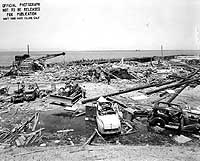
[0,50,199,66]
[38,109,95,137]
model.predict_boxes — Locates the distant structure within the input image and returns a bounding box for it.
[14,44,30,66]
[176,55,200,65]
[161,45,164,61]
[5,45,66,76]
[19,52,66,71]
[27,44,30,56]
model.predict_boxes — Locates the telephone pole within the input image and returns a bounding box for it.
[27,44,30,56]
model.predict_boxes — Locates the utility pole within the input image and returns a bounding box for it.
[27,44,30,56]
[161,45,163,59]
[64,52,66,66]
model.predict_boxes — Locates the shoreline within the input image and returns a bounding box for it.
[0,54,190,69]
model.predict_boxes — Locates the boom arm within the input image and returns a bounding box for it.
[36,52,66,61]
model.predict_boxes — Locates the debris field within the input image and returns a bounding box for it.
[0,53,200,148]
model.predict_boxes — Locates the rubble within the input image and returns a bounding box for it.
[49,81,85,107]
[173,135,192,144]
[0,55,200,148]
[0,113,43,147]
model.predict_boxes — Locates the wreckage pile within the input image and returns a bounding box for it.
[49,81,85,107]
[0,53,200,147]
[0,113,43,147]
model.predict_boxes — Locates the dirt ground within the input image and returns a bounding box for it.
[1,81,200,161]
[1,62,200,160]
[0,144,200,161]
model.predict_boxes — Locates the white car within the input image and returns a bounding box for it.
[96,99,121,134]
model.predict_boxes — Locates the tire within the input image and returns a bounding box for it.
[149,117,166,128]
[11,97,14,103]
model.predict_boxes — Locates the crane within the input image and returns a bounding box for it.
[36,52,66,62]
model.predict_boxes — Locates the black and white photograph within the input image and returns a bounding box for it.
[0,0,200,160]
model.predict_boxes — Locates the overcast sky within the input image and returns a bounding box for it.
[0,0,200,50]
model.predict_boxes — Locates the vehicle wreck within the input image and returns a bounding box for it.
[96,97,121,135]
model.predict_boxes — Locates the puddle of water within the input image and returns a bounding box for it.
[38,108,96,137]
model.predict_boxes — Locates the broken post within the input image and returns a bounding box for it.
[167,84,188,103]
[146,77,200,95]
[82,130,97,147]
[82,80,176,104]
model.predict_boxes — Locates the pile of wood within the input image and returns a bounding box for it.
[0,112,44,147]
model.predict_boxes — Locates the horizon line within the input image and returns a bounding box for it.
[0,49,200,52]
